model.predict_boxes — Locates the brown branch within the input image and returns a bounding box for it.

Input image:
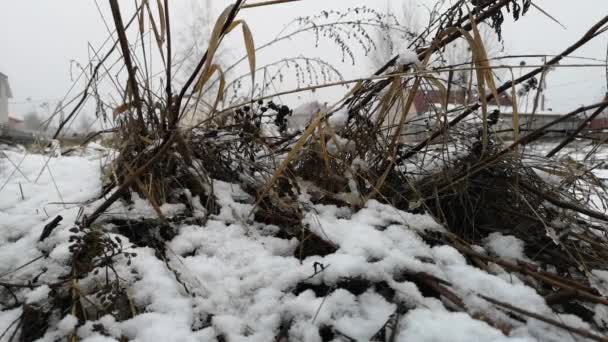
[241,0,301,9]
[546,93,608,157]
[519,180,608,222]
[450,238,608,307]
[164,0,174,128]
[347,0,514,113]
[399,14,608,161]
[480,294,608,342]
[108,0,144,126]
[411,272,465,310]
[82,131,178,227]
[174,0,244,115]
[51,6,140,141]
[435,100,608,209]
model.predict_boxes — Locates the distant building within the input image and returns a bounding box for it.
[0,72,13,127]
[498,110,579,138]
[412,89,513,114]
[587,104,608,140]
[405,88,581,140]
[399,89,514,141]
[8,114,25,131]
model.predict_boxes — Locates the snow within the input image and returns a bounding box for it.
[0,146,605,341]
[590,270,608,297]
[396,309,528,342]
[397,47,420,66]
[483,233,527,260]
[57,314,78,335]
[327,107,349,129]
[0,149,104,293]
[24,285,50,304]
[100,192,187,221]
[286,101,349,131]
[0,308,21,339]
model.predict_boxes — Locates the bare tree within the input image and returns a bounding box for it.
[77,114,94,134]
[177,0,221,79]
[23,111,42,131]
[370,1,502,82]
[176,0,229,125]
[370,0,420,70]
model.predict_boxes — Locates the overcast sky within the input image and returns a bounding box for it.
[1,0,607,118]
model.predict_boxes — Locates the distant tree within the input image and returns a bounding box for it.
[176,0,228,125]
[77,115,94,134]
[370,0,502,84]
[177,0,221,80]
[23,111,42,131]
[370,0,420,70]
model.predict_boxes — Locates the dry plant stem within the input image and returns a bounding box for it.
[436,101,608,222]
[242,0,301,9]
[479,295,608,342]
[518,181,608,222]
[109,0,144,126]
[165,0,174,127]
[411,272,465,310]
[400,14,608,161]
[418,0,511,61]
[51,6,144,139]
[362,0,510,81]
[174,0,244,114]
[349,0,514,112]
[214,63,607,120]
[544,290,577,305]
[82,132,178,227]
[450,237,608,306]
[84,2,247,227]
[546,96,608,157]
[516,260,599,294]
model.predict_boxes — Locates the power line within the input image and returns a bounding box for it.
[8,98,63,105]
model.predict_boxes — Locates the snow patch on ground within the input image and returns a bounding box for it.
[0,147,603,341]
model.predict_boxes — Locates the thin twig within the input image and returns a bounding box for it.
[242,0,302,9]
[480,294,608,342]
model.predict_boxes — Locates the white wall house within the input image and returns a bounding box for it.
[0,72,13,126]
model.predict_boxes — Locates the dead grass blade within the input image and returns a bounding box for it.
[530,2,567,30]
[113,102,134,118]
[137,0,145,34]
[251,112,324,214]
[197,5,234,94]
[242,0,302,9]
[227,20,256,88]
[156,0,166,44]
[143,0,164,57]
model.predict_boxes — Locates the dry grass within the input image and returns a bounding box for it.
[4,0,608,340]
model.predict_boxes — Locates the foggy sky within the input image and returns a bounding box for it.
[1,0,607,118]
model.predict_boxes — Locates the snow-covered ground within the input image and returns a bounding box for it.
[0,144,606,341]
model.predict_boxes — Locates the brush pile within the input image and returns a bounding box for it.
[2,0,608,341]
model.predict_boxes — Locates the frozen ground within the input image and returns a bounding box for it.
[0,142,606,341]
